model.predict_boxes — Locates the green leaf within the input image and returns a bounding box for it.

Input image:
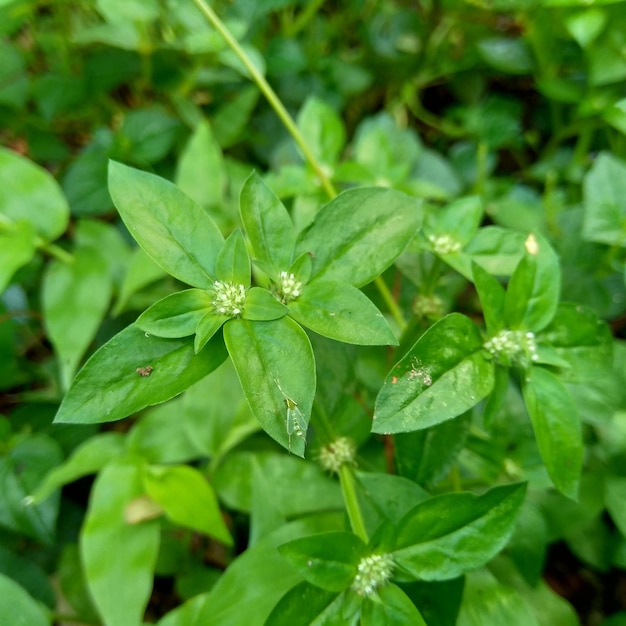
[297,187,422,287]
[194,313,229,353]
[143,465,232,545]
[239,171,296,275]
[392,483,526,581]
[113,246,167,316]
[606,475,626,536]
[456,569,539,626]
[55,323,227,424]
[0,146,69,241]
[288,280,397,346]
[0,434,63,544]
[119,106,180,163]
[215,228,251,285]
[81,459,160,626]
[361,584,428,626]
[583,152,626,246]
[426,196,483,246]
[108,160,224,288]
[373,314,495,434]
[29,432,125,504]
[0,574,50,626]
[0,220,37,293]
[395,413,471,487]
[265,582,343,626]
[175,119,225,208]
[472,261,505,335]
[477,38,534,74]
[278,532,365,592]
[466,226,526,276]
[136,289,213,338]
[242,287,288,321]
[42,246,112,390]
[0,546,55,608]
[522,366,582,499]
[504,233,560,332]
[297,97,346,166]
[224,317,315,456]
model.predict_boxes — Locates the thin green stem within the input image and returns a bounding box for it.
[339,465,368,543]
[38,240,74,264]
[285,0,326,37]
[374,275,406,332]
[192,0,337,200]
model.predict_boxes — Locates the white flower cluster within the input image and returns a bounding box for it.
[351,553,395,597]
[428,233,462,255]
[211,280,246,316]
[318,437,356,474]
[484,329,539,367]
[279,271,303,302]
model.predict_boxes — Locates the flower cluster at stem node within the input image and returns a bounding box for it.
[279,271,303,302]
[351,553,395,597]
[211,280,246,316]
[428,233,462,255]
[318,437,356,474]
[484,329,539,367]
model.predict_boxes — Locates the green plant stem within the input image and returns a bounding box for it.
[38,240,74,264]
[285,0,326,37]
[340,464,369,543]
[192,0,337,200]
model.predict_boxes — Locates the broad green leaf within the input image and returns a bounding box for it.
[583,152,626,246]
[352,113,422,185]
[213,451,342,516]
[195,313,229,353]
[42,246,112,390]
[0,147,69,241]
[456,569,539,626]
[296,187,422,287]
[175,120,225,208]
[361,584,428,626]
[119,106,180,163]
[522,366,582,499]
[288,280,397,346]
[354,472,429,537]
[108,161,224,288]
[143,465,232,544]
[477,38,534,74]
[265,582,343,626]
[395,412,471,487]
[81,460,160,626]
[0,220,37,293]
[113,246,167,316]
[136,289,213,338]
[0,434,62,544]
[425,196,483,246]
[239,171,296,274]
[604,475,626,536]
[297,97,346,166]
[373,314,494,434]
[29,433,126,504]
[212,85,259,148]
[392,483,526,580]
[466,226,526,276]
[156,513,345,626]
[0,546,55,608]
[472,261,505,334]
[224,317,315,456]
[55,323,227,424]
[278,532,365,592]
[215,228,250,285]
[504,233,560,332]
[242,287,288,321]
[97,0,159,22]
[0,574,49,626]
